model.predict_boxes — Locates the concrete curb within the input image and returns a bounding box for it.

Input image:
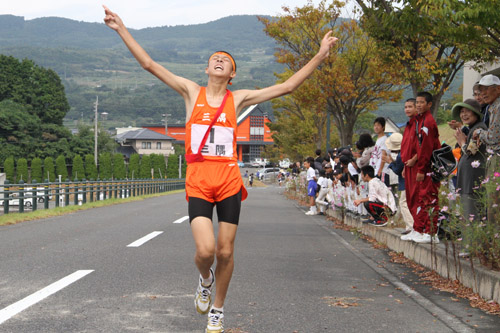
[327,208,500,304]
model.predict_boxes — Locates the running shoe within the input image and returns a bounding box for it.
[206,308,224,333]
[195,268,214,315]
[369,220,388,227]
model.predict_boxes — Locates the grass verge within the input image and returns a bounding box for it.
[0,189,185,226]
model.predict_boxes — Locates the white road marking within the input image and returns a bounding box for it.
[173,216,189,224]
[127,231,163,247]
[0,270,94,325]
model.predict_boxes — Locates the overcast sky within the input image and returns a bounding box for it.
[0,0,355,29]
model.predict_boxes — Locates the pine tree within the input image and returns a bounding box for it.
[139,155,152,179]
[112,153,126,180]
[16,158,29,183]
[55,155,68,181]
[128,154,140,179]
[72,155,85,180]
[43,157,55,182]
[99,152,112,180]
[166,153,178,178]
[4,157,15,182]
[31,158,43,183]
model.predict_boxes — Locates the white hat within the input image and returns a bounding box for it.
[478,74,500,87]
[385,133,403,151]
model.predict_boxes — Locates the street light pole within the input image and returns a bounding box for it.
[94,96,99,166]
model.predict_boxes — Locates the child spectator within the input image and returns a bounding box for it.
[370,117,390,185]
[304,157,318,215]
[248,173,254,188]
[354,165,397,227]
[316,169,332,215]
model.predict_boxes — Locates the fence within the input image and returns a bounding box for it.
[0,178,185,215]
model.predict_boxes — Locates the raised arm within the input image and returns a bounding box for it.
[103,5,198,100]
[233,31,338,113]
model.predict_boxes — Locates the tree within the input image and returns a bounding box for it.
[16,158,28,183]
[55,155,68,180]
[166,154,179,178]
[260,0,403,147]
[112,153,126,179]
[128,154,140,179]
[72,155,85,180]
[140,155,152,179]
[151,154,167,179]
[353,0,496,117]
[84,154,98,180]
[99,152,112,180]
[31,158,43,183]
[43,157,55,182]
[4,157,15,182]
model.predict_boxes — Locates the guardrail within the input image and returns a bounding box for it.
[0,178,185,215]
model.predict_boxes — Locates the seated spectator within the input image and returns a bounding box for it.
[354,165,397,227]
[452,99,487,221]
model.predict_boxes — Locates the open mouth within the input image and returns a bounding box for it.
[214,65,224,71]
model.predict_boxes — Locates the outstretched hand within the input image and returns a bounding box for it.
[318,31,339,59]
[103,5,123,31]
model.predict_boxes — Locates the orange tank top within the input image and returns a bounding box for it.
[185,87,238,162]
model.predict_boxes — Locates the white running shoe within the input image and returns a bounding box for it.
[206,308,224,333]
[413,232,440,244]
[401,230,417,241]
[305,210,317,215]
[195,268,214,315]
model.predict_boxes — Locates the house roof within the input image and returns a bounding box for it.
[115,128,175,142]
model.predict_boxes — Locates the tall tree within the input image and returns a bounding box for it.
[112,153,126,179]
[99,152,113,180]
[3,157,15,182]
[260,0,403,147]
[353,0,496,117]
[84,154,98,180]
[140,155,152,179]
[31,158,43,183]
[128,154,140,180]
[16,158,28,183]
[55,155,68,181]
[43,157,55,182]
[72,155,85,181]
[166,154,179,179]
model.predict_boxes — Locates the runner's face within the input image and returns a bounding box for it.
[404,102,417,118]
[207,54,234,75]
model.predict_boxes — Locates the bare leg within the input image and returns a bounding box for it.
[212,221,238,308]
[191,216,216,280]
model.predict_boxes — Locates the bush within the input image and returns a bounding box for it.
[99,152,112,180]
[128,154,140,179]
[72,155,85,180]
[85,154,98,180]
[166,153,179,178]
[112,153,126,179]
[4,156,15,182]
[139,155,152,179]
[55,155,68,181]
[16,158,28,183]
[31,158,43,183]
[43,157,55,182]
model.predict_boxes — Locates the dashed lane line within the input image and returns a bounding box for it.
[173,216,189,224]
[127,231,164,247]
[0,270,94,325]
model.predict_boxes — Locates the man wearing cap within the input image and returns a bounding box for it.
[473,74,500,224]
[103,6,339,332]
[453,99,487,221]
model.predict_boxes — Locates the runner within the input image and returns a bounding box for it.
[103,6,338,332]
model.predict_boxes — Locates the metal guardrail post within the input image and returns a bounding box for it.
[3,180,9,214]
[74,181,79,206]
[89,180,94,202]
[19,180,24,214]
[55,183,60,207]
[65,180,70,207]
[103,180,107,200]
[44,179,50,209]
[32,180,37,212]
[83,180,87,204]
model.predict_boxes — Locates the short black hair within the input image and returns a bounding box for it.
[405,98,416,105]
[361,165,375,178]
[305,156,315,165]
[319,169,326,177]
[417,91,433,103]
[315,149,322,156]
[356,133,375,150]
[374,117,386,128]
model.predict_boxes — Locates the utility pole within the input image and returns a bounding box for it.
[162,113,172,135]
[94,96,99,166]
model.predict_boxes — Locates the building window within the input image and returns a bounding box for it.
[250,115,265,141]
[250,145,263,161]
[142,142,152,149]
[156,142,162,149]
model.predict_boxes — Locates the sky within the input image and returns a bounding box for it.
[0,0,356,29]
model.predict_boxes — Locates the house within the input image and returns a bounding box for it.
[115,128,176,159]
[463,60,500,98]
[143,104,274,163]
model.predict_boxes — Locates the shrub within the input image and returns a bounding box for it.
[72,155,85,180]
[4,157,15,182]
[55,155,68,181]
[99,152,112,180]
[128,154,140,179]
[85,154,98,180]
[16,158,28,183]
[31,158,43,183]
[43,157,55,182]
[112,153,126,179]
[139,155,152,179]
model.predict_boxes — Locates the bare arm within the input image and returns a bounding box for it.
[103,6,199,102]
[233,31,338,113]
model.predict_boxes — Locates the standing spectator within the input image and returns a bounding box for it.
[356,133,376,169]
[354,165,397,227]
[314,149,324,171]
[452,99,487,221]
[292,161,301,175]
[473,74,500,223]
[248,173,254,188]
[370,117,390,184]
[304,157,318,215]
[384,133,414,235]
[403,92,441,244]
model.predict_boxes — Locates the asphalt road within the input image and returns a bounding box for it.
[1,185,499,332]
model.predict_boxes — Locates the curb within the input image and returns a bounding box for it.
[327,208,500,304]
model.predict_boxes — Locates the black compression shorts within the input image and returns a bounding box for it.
[188,190,242,225]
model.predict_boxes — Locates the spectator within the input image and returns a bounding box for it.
[356,133,375,169]
[473,74,500,223]
[304,157,318,215]
[292,161,301,175]
[249,173,254,187]
[324,163,334,181]
[353,165,397,227]
[383,133,414,235]
[316,169,331,215]
[403,92,441,244]
[452,99,487,221]
[370,117,390,184]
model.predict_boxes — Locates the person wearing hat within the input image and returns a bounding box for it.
[383,133,415,235]
[453,99,487,224]
[473,74,500,224]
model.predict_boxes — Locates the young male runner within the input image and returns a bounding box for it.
[103,6,338,332]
